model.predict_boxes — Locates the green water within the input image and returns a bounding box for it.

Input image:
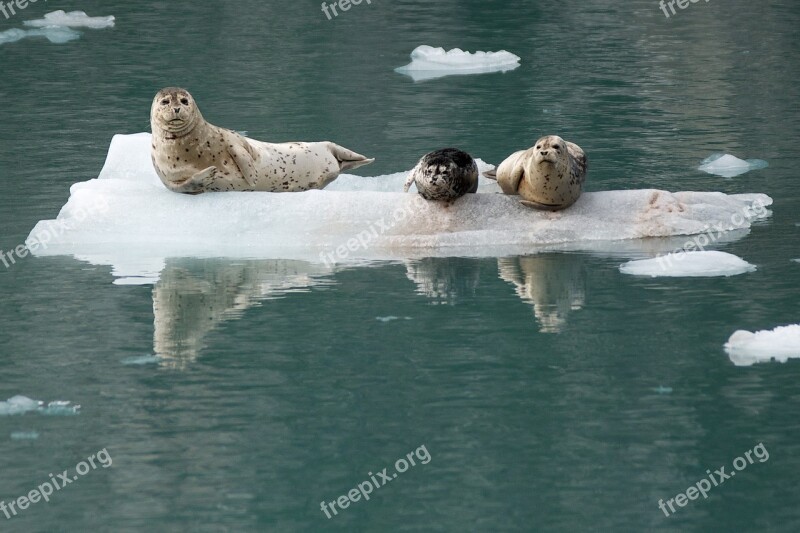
[1,1,799,531]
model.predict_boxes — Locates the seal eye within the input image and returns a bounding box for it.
[161,99,170,105]
[180,98,189,105]
[553,144,561,150]
[536,145,541,150]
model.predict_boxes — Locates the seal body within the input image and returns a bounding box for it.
[150,87,374,194]
[404,148,479,202]
[486,135,587,210]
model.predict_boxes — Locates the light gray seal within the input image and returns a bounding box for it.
[485,135,587,210]
[403,148,479,202]
[150,87,374,194]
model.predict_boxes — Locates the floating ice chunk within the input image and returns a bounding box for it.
[725,325,800,366]
[121,354,161,366]
[395,45,520,81]
[698,154,768,178]
[620,251,756,277]
[27,133,773,275]
[376,316,412,323]
[0,27,81,45]
[0,396,43,416]
[41,401,81,416]
[10,431,40,441]
[0,396,79,416]
[24,10,115,29]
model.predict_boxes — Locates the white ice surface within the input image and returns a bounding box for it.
[26,133,773,282]
[698,154,769,178]
[23,10,115,29]
[395,45,520,81]
[0,26,80,45]
[0,395,80,416]
[725,325,800,366]
[619,251,756,278]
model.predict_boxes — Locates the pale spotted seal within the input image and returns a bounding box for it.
[403,148,479,202]
[485,135,587,211]
[150,87,374,194]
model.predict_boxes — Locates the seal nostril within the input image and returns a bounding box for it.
[173,108,181,114]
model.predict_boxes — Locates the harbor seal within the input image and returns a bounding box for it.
[150,87,374,194]
[485,135,587,210]
[404,148,479,202]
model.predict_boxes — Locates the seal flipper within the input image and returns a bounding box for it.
[327,142,375,172]
[228,143,258,188]
[404,162,422,193]
[167,166,218,195]
[520,200,564,212]
[483,168,498,180]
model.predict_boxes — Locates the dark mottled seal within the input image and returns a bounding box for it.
[404,148,479,202]
[150,87,374,194]
[485,135,587,210]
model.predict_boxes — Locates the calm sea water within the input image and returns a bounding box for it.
[1,1,798,532]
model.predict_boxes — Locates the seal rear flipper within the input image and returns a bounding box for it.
[327,142,375,172]
[520,200,564,212]
[483,168,498,180]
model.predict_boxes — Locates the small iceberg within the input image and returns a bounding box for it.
[698,154,768,178]
[121,354,161,366]
[376,316,413,323]
[725,324,800,366]
[0,27,80,45]
[10,431,40,441]
[620,251,756,277]
[0,396,80,416]
[395,45,520,82]
[26,134,774,277]
[23,10,115,29]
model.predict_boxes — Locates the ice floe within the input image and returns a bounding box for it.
[121,354,162,366]
[23,10,115,29]
[395,45,520,81]
[26,133,773,280]
[0,10,113,46]
[698,154,769,178]
[620,251,756,278]
[725,325,800,366]
[0,396,80,416]
[0,27,80,45]
[10,431,40,441]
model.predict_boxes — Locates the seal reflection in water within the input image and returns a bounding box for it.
[485,135,587,211]
[498,254,587,333]
[404,148,479,202]
[153,259,332,368]
[150,87,374,194]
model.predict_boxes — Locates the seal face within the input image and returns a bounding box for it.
[486,135,587,211]
[404,148,479,202]
[149,87,374,194]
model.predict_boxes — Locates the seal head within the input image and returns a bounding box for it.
[151,87,202,138]
[404,148,479,202]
